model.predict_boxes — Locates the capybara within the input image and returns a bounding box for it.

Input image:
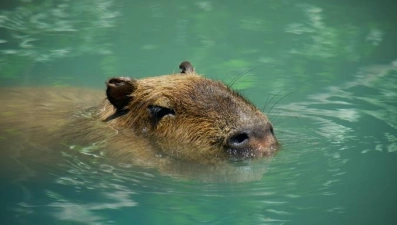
[0,61,278,182]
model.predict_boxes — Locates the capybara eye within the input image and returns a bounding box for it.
[148,105,175,123]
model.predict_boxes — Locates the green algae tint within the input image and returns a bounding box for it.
[0,0,396,224]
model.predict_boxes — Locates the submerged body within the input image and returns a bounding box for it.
[0,61,278,181]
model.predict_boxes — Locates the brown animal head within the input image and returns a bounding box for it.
[103,61,278,162]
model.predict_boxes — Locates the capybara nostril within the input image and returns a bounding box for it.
[227,132,250,149]
[268,123,275,135]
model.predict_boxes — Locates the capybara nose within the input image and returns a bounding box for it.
[225,124,277,157]
[227,132,250,149]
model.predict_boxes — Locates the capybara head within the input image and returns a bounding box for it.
[103,61,278,162]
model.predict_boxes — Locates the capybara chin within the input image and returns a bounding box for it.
[0,61,278,181]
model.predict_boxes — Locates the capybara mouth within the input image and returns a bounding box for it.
[225,143,279,160]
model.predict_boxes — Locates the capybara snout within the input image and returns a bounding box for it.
[225,123,278,159]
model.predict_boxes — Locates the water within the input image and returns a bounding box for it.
[1,0,396,224]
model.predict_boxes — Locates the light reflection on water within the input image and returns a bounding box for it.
[0,0,119,62]
[5,116,345,224]
[0,0,396,224]
[280,60,397,153]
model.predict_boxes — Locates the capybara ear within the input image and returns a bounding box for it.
[106,77,137,111]
[179,61,194,74]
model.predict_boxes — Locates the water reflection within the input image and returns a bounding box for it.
[4,134,330,224]
[0,0,396,224]
[13,156,139,224]
[280,60,397,152]
[0,0,120,62]
[47,189,136,224]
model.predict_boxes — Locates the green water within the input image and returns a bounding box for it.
[1,0,396,224]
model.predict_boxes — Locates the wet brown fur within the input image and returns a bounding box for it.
[0,62,278,182]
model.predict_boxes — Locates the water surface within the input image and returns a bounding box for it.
[0,0,396,224]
